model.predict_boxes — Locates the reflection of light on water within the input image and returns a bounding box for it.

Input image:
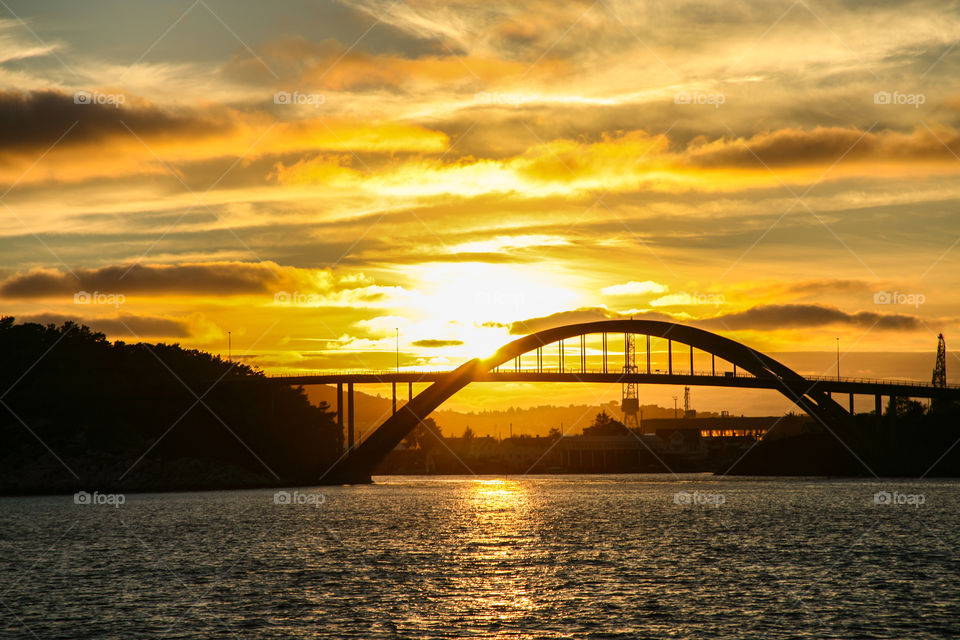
[453,479,540,623]
[470,478,524,512]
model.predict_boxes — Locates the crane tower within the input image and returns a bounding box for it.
[621,333,641,431]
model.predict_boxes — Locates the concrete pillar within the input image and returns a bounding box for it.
[646,335,651,374]
[602,333,607,373]
[392,382,396,414]
[337,383,344,453]
[347,382,355,453]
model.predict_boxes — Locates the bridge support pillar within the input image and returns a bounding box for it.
[337,383,344,454]
[668,340,672,374]
[408,382,413,402]
[689,344,694,375]
[581,334,586,373]
[875,394,882,420]
[602,333,607,373]
[646,335,651,374]
[392,382,396,414]
[347,382,355,453]
[849,393,854,414]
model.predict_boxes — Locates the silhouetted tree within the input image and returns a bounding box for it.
[0,317,340,494]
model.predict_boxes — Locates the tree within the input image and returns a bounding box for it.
[547,427,562,440]
[462,425,475,440]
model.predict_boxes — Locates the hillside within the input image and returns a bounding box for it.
[304,384,717,437]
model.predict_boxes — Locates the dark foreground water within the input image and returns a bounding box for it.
[1,475,959,639]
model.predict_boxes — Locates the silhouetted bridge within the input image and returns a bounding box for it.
[271,320,958,483]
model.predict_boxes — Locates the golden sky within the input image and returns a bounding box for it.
[1,0,959,414]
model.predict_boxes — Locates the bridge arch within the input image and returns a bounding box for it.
[330,319,848,482]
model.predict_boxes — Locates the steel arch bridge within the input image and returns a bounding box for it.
[303,319,952,484]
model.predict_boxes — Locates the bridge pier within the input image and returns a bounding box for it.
[392,382,396,414]
[876,394,882,420]
[347,382,355,454]
[408,382,413,402]
[602,333,607,373]
[646,335,651,374]
[337,383,344,454]
[849,393,854,414]
[668,339,672,374]
[689,344,694,375]
[581,334,586,373]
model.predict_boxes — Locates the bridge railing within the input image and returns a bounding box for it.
[267,368,959,390]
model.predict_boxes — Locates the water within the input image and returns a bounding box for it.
[2,475,959,639]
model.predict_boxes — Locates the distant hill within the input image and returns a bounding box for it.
[304,384,718,438]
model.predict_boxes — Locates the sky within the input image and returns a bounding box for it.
[1,0,959,415]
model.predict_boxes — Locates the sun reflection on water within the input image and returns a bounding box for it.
[450,478,543,625]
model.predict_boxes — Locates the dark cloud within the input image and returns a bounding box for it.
[509,303,929,336]
[699,304,924,332]
[508,307,673,334]
[411,339,464,347]
[0,90,229,152]
[685,126,960,169]
[0,261,323,298]
[19,313,193,338]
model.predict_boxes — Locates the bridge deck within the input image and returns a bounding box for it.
[270,371,960,399]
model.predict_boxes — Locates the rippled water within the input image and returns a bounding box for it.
[2,475,959,639]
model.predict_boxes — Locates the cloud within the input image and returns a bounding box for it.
[508,307,673,334]
[699,304,925,332]
[509,303,932,336]
[684,126,960,170]
[411,339,464,347]
[0,261,358,299]
[0,89,228,152]
[0,90,448,185]
[19,313,197,338]
[601,280,668,296]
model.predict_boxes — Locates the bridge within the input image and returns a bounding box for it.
[271,320,958,483]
